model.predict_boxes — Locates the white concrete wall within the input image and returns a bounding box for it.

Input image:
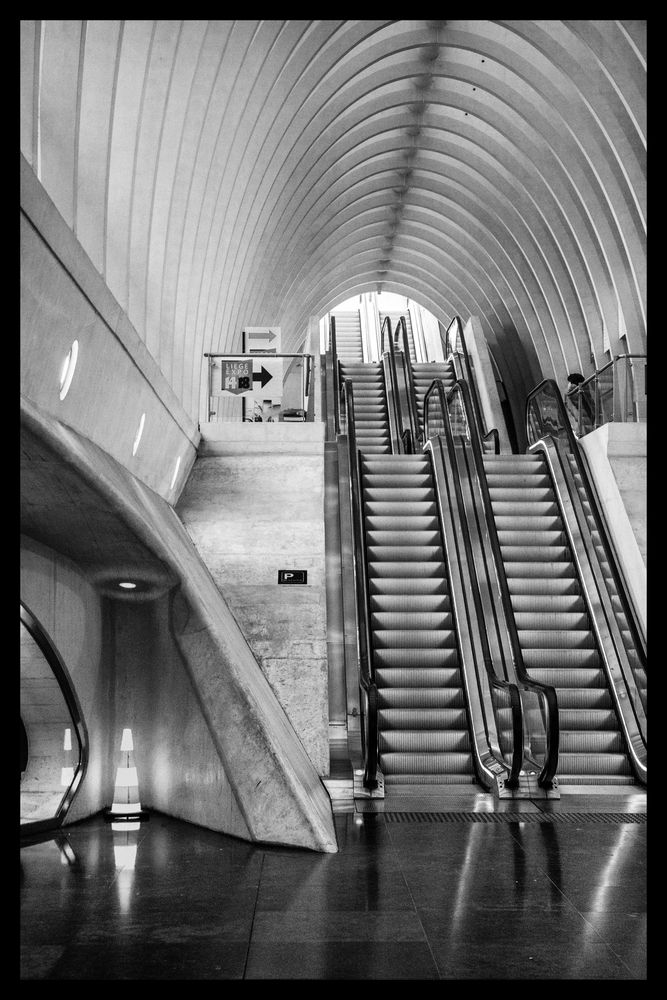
[20,156,200,504]
[178,424,330,775]
[579,423,646,637]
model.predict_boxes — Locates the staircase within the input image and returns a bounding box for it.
[361,453,476,785]
[333,310,364,363]
[484,452,635,784]
[340,362,391,453]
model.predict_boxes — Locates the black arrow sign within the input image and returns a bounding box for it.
[252,366,273,388]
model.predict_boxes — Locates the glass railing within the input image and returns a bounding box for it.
[526,379,646,782]
[205,352,314,422]
[564,355,646,437]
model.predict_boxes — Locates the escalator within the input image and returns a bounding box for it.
[484,451,637,783]
[425,371,646,787]
[337,319,547,795]
[362,452,476,785]
[332,310,364,363]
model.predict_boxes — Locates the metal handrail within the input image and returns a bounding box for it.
[330,317,341,434]
[380,316,409,453]
[393,315,421,448]
[343,378,379,790]
[423,379,524,791]
[434,378,560,787]
[442,317,500,454]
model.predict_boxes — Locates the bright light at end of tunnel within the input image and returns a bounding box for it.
[58,340,79,400]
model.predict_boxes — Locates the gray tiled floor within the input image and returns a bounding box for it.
[20,784,646,980]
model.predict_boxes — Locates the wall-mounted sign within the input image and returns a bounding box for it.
[278,570,308,585]
[244,327,281,354]
[221,359,253,395]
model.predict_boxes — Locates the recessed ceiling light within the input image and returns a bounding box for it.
[118,581,136,590]
[132,413,146,456]
[59,340,79,400]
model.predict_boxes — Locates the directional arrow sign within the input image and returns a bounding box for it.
[247,329,277,343]
[252,366,273,389]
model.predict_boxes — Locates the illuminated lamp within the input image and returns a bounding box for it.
[104,727,149,824]
[60,726,74,787]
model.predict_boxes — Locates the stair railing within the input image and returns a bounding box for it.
[380,316,410,453]
[526,379,646,783]
[435,377,560,788]
[443,316,500,454]
[422,379,524,792]
[343,377,379,790]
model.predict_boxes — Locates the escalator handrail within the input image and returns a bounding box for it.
[443,316,500,455]
[330,316,341,435]
[525,379,647,661]
[423,378,523,790]
[342,377,379,789]
[380,316,408,453]
[437,377,560,787]
[393,315,421,448]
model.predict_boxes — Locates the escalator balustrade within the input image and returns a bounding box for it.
[483,452,636,784]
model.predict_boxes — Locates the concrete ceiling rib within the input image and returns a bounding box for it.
[21,19,645,424]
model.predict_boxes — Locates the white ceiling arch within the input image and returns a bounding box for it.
[20,19,646,422]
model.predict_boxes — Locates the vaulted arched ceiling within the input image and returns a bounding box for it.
[20,19,646,423]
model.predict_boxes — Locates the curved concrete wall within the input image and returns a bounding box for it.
[20,20,645,426]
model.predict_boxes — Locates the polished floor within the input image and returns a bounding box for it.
[20,783,646,980]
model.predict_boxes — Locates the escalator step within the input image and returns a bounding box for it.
[370,594,451,612]
[375,666,462,687]
[522,649,602,669]
[553,688,614,708]
[507,577,581,595]
[500,545,571,562]
[378,687,465,708]
[516,630,597,649]
[374,648,459,668]
[555,753,633,775]
[503,562,577,579]
[557,709,620,730]
[527,669,608,689]
[367,545,444,562]
[366,516,439,530]
[366,530,443,546]
[372,629,457,649]
[371,611,453,630]
[379,729,471,752]
[368,561,447,578]
[365,502,437,516]
[510,595,587,612]
[378,708,467,730]
[514,612,590,630]
[380,752,475,775]
[369,577,448,595]
[383,773,478,785]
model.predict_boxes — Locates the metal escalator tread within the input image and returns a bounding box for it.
[483,452,634,785]
[361,453,474,784]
